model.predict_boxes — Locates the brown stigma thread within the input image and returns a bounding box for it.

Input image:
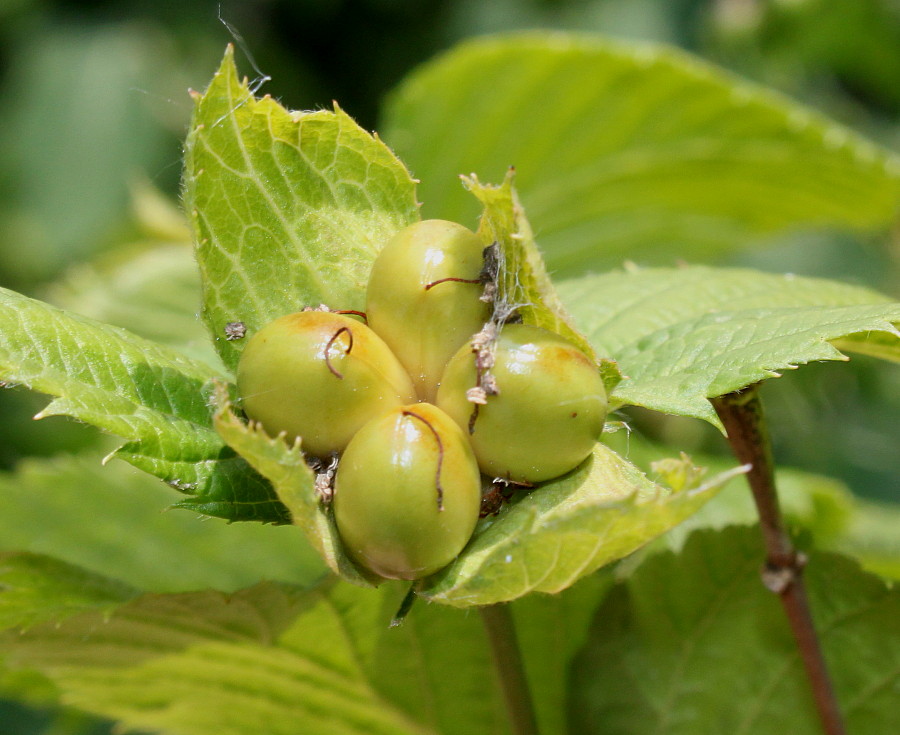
[324,326,354,379]
[332,309,368,324]
[402,410,446,511]
[424,277,482,291]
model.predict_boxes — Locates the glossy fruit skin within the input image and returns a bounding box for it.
[436,324,607,483]
[367,219,490,403]
[333,403,481,580]
[236,311,416,457]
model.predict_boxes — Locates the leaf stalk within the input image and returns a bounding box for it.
[479,604,540,735]
[712,386,846,735]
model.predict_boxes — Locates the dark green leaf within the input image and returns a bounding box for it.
[571,526,900,734]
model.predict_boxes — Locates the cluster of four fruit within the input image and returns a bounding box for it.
[236,220,608,580]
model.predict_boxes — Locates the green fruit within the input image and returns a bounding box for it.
[236,311,416,457]
[333,403,481,580]
[436,324,607,483]
[367,219,490,402]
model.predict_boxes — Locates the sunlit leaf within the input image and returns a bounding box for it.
[0,286,281,522]
[46,243,215,366]
[418,443,745,606]
[384,33,900,276]
[184,45,420,373]
[559,265,900,425]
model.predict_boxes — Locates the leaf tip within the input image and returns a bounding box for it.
[213,42,243,91]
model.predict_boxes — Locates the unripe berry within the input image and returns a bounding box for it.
[436,324,607,483]
[236,311,416,457]
[333,403,481,580]
[367,219,490,402]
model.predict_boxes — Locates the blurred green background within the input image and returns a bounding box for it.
[0,1,898,730]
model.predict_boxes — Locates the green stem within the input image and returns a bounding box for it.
[712,386,846,735]
[479,603,540,735]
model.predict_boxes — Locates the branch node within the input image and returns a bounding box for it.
[760,552,808,594]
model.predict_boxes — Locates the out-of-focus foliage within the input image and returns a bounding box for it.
[571,527,900,735]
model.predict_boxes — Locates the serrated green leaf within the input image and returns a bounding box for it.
[0,286,220,428]
[211,384,376,586]
[384,33,900,276]
[558,266,900,425]
[417,443,745,607]
[0,453,325,593]
[570,526,900,735]
[0,286,281,523]
[184,45,421,373]
[119,437,290,524]
[0,284,215,441]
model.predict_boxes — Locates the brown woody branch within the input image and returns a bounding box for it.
[712,386,846,735]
